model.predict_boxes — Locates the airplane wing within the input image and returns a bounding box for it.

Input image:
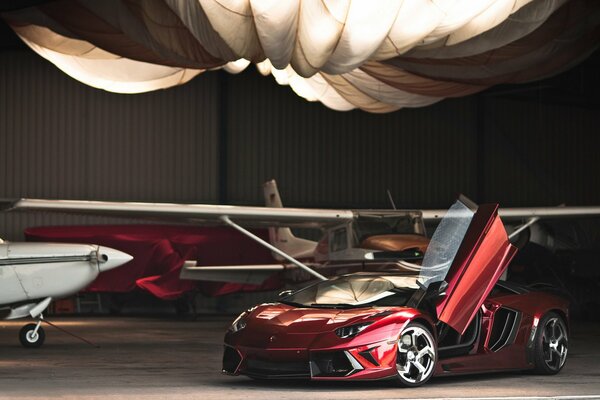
[3,198,600,226]
[0,198,354,228]
[422,206,600,221]
[3,195,600,286]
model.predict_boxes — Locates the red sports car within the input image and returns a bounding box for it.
[222,200,569,386]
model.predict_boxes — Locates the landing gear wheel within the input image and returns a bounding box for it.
[19,323,45,348]
[395,322,436,387]
[533,312,568,374]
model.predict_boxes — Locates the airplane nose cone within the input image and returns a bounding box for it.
[96,246,133,272]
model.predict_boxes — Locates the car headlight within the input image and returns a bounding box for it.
[335,322,373,338]
[228,312,248,333]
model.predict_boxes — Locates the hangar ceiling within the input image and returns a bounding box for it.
[1,0,599,112]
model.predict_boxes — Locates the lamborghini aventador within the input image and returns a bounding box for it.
[222,200,569,386]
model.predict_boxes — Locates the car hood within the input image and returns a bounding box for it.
[247,303,397,334]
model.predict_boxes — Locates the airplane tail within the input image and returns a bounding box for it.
[263,180,317,259]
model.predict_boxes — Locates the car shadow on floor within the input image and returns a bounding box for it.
[214,370,526,391]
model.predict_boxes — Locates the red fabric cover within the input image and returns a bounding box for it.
[24,225,281,299]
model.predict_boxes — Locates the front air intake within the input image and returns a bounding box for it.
[489,307,521,352]
[222,346,242,374]
[310,351,362,377]
[244,359,310,379]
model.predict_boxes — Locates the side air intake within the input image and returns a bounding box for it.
[489,307,521,352]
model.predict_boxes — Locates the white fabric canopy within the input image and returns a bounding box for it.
[3,0,599,112]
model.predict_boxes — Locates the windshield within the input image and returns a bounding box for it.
[281,274,419,308]
[418,200,475,285]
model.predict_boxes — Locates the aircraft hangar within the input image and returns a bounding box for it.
[0,1,599,399]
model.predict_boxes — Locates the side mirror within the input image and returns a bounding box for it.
[278,289,294,299]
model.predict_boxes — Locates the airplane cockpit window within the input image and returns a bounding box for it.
[330,228,348,252]
[354,215,418,242]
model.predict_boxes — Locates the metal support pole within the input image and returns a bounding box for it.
[220,216,327,281]
[508,217,540,240]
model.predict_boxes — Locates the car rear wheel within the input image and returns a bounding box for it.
[395,322,436,387]
[533,312,568,374]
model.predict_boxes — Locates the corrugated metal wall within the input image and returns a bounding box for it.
[483,97,600,206]
[0,51,219,240]
[1,49,599,242]
[225,71,478,209]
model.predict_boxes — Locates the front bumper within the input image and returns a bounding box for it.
[223,340,398,381]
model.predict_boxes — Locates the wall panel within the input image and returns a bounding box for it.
[0,51,219,240]
[1,49,599,244]
[225,70,479,210]
[484,97,600,206]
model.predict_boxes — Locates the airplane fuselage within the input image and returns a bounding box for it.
[0,242,131,315]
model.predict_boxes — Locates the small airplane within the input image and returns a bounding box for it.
[0,238,132,347]
[2,180,599,289]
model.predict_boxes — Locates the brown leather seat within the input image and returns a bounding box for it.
[360,234,430,252]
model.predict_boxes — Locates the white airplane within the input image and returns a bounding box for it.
[2,180,599,288]
[0,239,132,347]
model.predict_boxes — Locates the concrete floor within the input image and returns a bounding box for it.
[0,316,599,400]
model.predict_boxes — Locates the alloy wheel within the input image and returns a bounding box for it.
[542,317,568,371]
[396,324,436,385]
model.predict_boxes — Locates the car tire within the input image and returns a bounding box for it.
[19,323,45,348]
[533,312,568,374]
[395,322,437,387]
